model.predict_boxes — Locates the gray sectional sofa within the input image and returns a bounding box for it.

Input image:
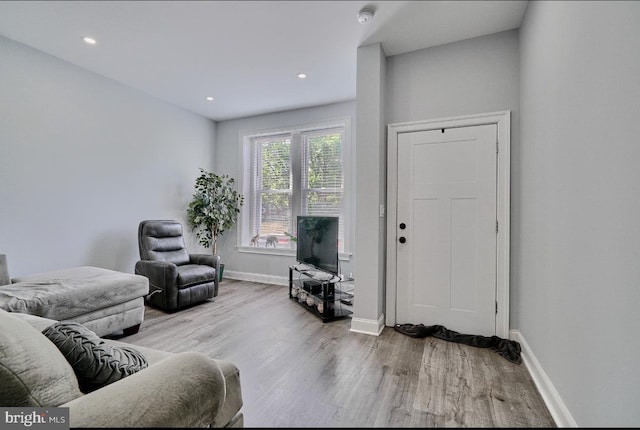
[1,309,244,427]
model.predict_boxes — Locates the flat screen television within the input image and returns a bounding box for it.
[296,216,339,275]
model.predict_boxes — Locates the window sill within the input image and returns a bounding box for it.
[237,246,296,257]
[237,246,352,261]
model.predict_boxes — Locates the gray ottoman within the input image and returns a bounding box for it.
[0,266,149,337]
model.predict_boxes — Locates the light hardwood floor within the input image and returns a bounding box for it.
[123,279,555,428]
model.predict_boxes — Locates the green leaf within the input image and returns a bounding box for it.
[186,168,244,251]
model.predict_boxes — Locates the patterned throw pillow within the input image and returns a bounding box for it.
[42,321,148,392]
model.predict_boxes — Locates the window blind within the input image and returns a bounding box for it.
[251,135,292,246]
[301,128,344,250]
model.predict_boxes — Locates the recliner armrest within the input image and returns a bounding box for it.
[189,253,220,270]
[135,260,181,309]
[134,260,178,289]
[62,352,227,428]
[189,254,220,296]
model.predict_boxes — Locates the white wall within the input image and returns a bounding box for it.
[214,101,356,284]
[0,36,216,277]
[518,1,640,426]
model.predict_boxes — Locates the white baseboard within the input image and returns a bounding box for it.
[510,329,577,427]
[350,313,385,336]
[224,270,288,287]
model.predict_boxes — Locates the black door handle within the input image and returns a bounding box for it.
[399,237,406,244]
[399,223,406,229]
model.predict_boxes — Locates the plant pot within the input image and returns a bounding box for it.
[219,263,225,282]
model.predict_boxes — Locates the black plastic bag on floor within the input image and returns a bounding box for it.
[394,323,522,364]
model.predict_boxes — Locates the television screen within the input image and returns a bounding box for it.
[296,216,339,275]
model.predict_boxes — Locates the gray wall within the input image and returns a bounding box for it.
[214,101,356,282]
[386,30,520,126]
[518,1,640,426]
[0,35,216,277]
[354,43,387,327]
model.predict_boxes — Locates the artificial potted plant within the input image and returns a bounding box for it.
[186,168,244,281]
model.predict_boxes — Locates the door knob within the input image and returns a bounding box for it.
[399,223,406,229]
[399,237,406,244]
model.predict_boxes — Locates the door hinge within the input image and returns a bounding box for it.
[496,301,498,314]
[496,220,499,234]
[496,141,499,154]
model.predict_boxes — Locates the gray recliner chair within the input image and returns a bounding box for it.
[135,220,220,312]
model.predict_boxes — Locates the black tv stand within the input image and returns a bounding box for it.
[289,265,352,323]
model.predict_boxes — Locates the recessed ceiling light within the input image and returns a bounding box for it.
[82,36,97,45]
[297,73,307,79]
[357,7,375,24]
[205,96,214,101]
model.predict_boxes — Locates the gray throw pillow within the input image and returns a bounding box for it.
[42,321,148,392]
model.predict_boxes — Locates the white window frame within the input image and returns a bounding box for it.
[238,117,353,261]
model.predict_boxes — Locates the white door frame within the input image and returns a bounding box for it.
[386,111,511,338]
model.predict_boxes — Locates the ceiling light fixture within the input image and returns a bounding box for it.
[82,36,97,45]
[357,7,375,24]
[297,73,307,79]
[205,96,214,101]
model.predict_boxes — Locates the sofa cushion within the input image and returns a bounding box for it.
[42,321,148,393]
[9,312,58,331]
[0,309,83,406]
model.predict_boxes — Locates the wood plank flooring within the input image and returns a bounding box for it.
[123,279,555,428]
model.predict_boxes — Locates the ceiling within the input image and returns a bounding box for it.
[0,1,528,121]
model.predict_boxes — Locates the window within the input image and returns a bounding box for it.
[241,119,350,255]
[251,134,293,244]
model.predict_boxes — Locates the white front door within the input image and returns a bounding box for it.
[396,124,498,336]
